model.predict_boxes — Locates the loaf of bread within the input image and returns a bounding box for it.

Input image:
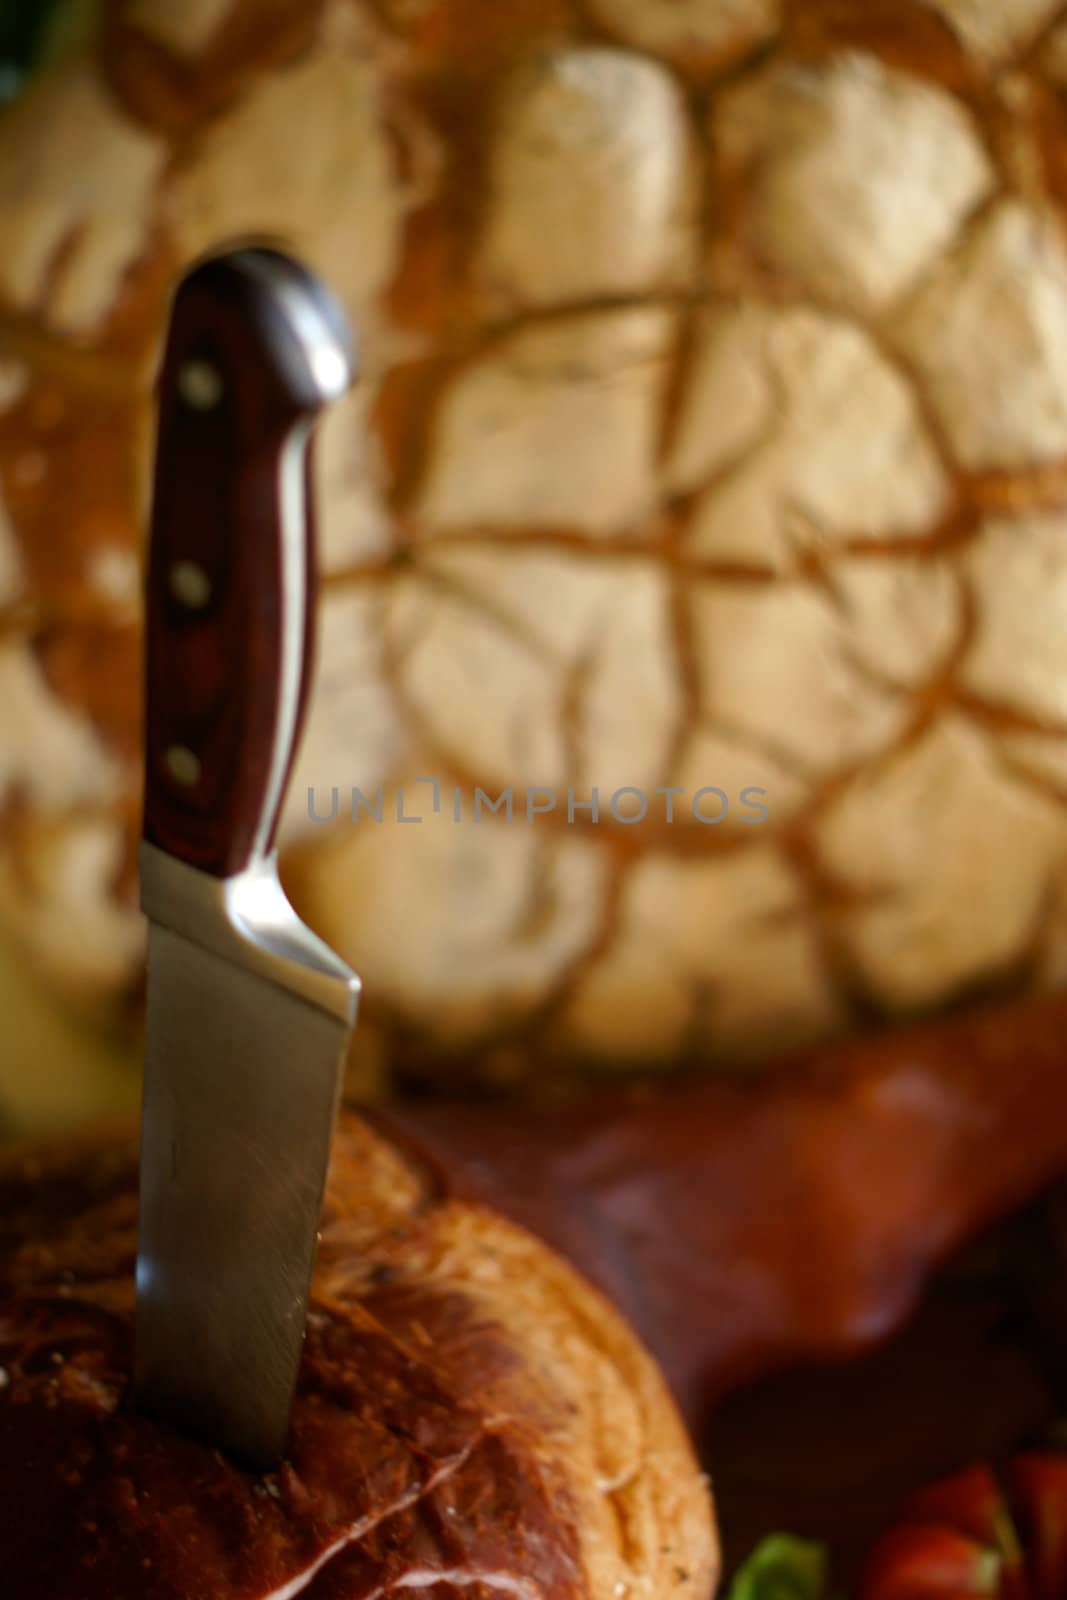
[0,1110,716,1599]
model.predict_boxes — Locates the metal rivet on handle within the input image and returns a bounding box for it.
[177,360,223,411]
[169,560,212,610]
[164,745,202,787]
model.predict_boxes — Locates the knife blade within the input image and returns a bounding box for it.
[135,247,360,1469]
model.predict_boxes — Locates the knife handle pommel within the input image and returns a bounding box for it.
[142,248,354,879]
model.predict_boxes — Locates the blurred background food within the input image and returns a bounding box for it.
[7,0,1067,1113]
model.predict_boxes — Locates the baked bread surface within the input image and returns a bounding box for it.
[0,1111,716,1600]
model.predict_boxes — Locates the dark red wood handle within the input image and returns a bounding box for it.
[143,248,353,878]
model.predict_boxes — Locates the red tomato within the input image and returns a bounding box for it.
[861,1458,1067,1600]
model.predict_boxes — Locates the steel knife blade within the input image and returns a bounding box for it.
[135,248,360,1469]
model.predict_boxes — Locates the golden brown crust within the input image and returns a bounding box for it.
[10,1,1067,1087]
[0,1112,717,1600]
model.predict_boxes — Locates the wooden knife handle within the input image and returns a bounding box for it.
[142,248,353,879]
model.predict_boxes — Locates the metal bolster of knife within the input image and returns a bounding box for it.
[140,843,359,1025]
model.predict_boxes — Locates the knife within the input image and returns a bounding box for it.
[135,247,360,1469]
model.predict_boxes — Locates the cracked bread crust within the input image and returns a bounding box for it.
[0,1111,716,1600]
[14,0,1067,1084]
